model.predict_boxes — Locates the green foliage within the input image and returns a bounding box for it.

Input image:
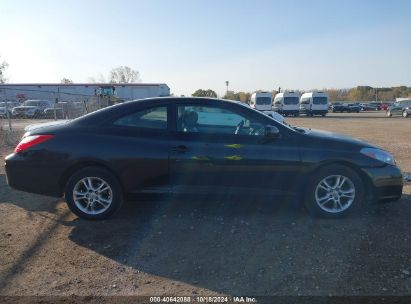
[223,91,251,103]
[192,89,218,98]
[325,86,411,102]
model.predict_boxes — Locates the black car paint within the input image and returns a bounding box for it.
[5,98,403,203]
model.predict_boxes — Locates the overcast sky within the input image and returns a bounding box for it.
[1,0,410,96]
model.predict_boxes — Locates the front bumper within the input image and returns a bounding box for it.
[361,165,404,202]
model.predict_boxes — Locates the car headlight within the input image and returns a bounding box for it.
[360,147,395,165]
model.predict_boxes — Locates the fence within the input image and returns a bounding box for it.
[0,88,114,148]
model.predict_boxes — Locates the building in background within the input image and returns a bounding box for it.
[0,83,170,103]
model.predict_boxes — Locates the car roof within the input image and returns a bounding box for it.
[72,97,250,125]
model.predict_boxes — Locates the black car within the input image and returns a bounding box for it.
[386,100,411,118]
[346,103,361,113]
[359,103,379,111]
[330,103,360,113]
[330,103,345,112]
[5,97,403,220]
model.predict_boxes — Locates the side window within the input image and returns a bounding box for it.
[114,106,167,129]
[177,105,265,136]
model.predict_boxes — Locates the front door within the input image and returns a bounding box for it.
[169,101,300,196]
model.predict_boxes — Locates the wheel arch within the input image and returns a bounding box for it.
[59,161,124,196]
[302,160,375,201]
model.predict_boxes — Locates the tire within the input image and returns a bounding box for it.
[65,166,123,220]
[386,110,392,117]
[304,164,365,219]
[403,110,408,118]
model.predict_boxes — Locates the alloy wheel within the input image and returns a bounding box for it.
[73,177,113,215]
[315,175,355,213]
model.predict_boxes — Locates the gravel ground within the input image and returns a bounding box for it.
[0,113,410,299]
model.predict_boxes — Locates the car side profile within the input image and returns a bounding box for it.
[386,100,411,118]
[5,97,403,220]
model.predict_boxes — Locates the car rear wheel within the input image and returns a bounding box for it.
[403,110,408,118]
[304,165,364,218]
[65,167,123,220]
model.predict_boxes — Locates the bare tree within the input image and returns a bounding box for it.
[0,56,9,83]
[61,78,73,84]
[109,66,141,83]
[87,73,107,83]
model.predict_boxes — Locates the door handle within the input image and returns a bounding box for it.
[172,145,188,153]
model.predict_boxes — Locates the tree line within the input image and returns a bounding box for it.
[192,86,411,102]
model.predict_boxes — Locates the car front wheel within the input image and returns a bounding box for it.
[403,110,408,118]
[386,110,392,117]
[65,167,123,220]
[304,165,364,218]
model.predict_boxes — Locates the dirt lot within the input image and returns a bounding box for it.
[0,113,410,299]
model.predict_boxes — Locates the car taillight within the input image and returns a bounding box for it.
[14,135,54,153]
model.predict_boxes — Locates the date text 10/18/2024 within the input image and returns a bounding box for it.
[149,296,257,303]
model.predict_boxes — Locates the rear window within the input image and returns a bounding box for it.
[256,97,272,105]
[284,97,299,105]
[114,106,167,129]
[313,97,328,105]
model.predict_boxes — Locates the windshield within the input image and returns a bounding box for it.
[24,100,41,106]
[313,97,328,105]
[235,102,296,132]
[284,97,299,105]
[256,97,272,105]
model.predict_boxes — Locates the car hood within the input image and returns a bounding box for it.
[300,128,377,149]
[24,120,71,132]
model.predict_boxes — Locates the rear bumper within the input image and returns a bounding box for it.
[361,165,403,202]
[5,153,63,197]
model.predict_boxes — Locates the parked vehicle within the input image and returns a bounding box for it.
[330,103,360,113]
[299,92,329,116]
[369,102,382,111]
[273,91,300,116]
[43,106,65,119]
[12,100,54,118]
[5,97,403,220]
[0,101,20,118]
[330,102,345,112]
[250,91,273,112]
[346,103,361,113]
[386,99,411,117]
[359,103,379,111]
[380,102,393,111]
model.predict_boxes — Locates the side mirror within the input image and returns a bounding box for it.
[265,125,280,139]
